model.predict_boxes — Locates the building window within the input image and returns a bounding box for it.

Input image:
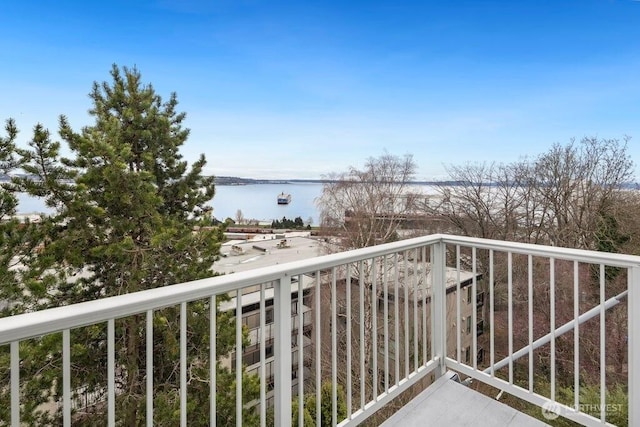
[303,291,312,308]
[466,316,472,335]
[467,286,473,305]
[476,319,484,337]
[477,348,485,364]
[243,349,260,366]
[476,291,485,307]
[464,346,471,364]
[303,324,312,339]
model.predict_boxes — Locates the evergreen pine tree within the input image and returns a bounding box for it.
[4,65,258,425]
[0,119,59,424]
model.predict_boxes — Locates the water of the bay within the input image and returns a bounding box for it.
[211,183,323,224]
[16,183,442,225]
[17,183,325,225]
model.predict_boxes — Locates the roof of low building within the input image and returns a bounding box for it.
[216,235,323,275]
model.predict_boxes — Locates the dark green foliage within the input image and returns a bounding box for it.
[0,119,63,424]
[271,216,305,229]
[593,211,630,281]
[519,381,628,426]
[268,382,348,427]
[300,382,348,427]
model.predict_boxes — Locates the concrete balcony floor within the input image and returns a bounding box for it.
[382,372,548,427]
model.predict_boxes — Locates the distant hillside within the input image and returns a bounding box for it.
[211,176,640,189]
[213,176,328,185]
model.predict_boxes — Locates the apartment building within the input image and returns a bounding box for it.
[313,252,484,390]
[216,234,321,406]
[217,234,485,408]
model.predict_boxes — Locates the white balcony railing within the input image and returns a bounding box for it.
[0,234,638,426]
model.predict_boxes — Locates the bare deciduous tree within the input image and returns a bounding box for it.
[315,153,434,421]
[316,152,419,251]
[434,137,634,250]
[433,137,635,394]
[531,137,634,249]
[235,209,244,225]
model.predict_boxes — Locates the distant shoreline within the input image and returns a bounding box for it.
[212,176,640,189]
[213,176,327,185]
[213,176,489,186]
[4,174,638,189]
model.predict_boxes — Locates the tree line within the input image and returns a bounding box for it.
[271,216,309,229]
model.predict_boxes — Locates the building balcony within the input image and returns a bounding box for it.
[0,234,637,426]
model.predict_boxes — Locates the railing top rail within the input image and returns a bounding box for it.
[2,233,639,344]
[0,234,442,344]
[438,234,640,268]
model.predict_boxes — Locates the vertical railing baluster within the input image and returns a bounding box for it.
[527,255,533,392]
[404,251,410,377]
[315,273,322,427]
[599,264,606,423]
[107,319,115,426]
[298,274,304,427]
[63,329,71,427]
[550,258,555,401]
[628,266,640,427]
[210,295,217,427]
[181,302,188,427]
[146,310,153,427]
[359,260,365,411]
[508,252,513,385]
[573,261,580,411]
[413,248,419,372]
[274,275,292,427]
[384,256,389,392]
[372,258,378,401]
[260,285,266,427]
[422,247,427,364]
[456,245,461,363]
[11,341,19,427]
[331,268,337,426]
[431,241,446,377]
[490,250,495,378]
[394,253,400,384]
[346,263,352,417]
[235,291,242,427]
[472,247,477,371]
[430,248,436,369]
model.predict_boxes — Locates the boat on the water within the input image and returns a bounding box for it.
[277,192,292,205]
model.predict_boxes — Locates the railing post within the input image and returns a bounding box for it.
[431,241,447,377]
[629,266,640,427]
[274,274,292,426]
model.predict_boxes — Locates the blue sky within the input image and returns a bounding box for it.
[1,0,639,180]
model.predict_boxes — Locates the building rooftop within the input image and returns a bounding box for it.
[216,234,323,275]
